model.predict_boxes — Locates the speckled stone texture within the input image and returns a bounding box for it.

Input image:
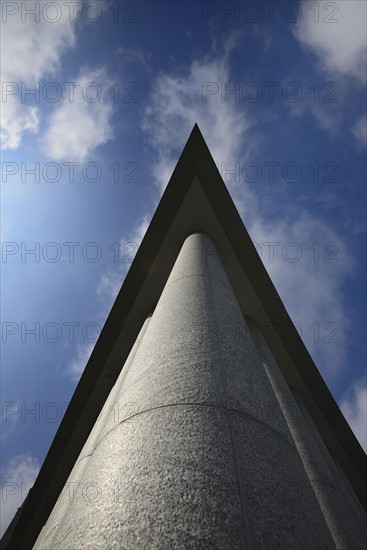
[247,322,367,549]
[33,317,151,550]
[34,233,352,549]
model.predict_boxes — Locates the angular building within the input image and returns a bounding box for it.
[2,125,366,549]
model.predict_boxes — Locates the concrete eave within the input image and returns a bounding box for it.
[3,124,366,550]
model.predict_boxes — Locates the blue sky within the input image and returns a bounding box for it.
[1,0,366,535]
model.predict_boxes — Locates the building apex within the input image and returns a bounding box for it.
[3,125,366,550]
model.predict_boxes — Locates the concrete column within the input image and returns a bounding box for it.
[246,318,366,549]
[33,316,151,550]
[44,233,337,549]
[295,389,367,542]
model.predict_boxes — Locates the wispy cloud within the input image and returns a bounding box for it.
[42,67,116,162]
[351,115,367,149]
[293,0,366,84]
[1,401,21,443]
[117,47,152,68]
[0,2,81,149]
[0,453,40,537]
[291,0,366,145]
[0,96,39,150]
[340,380,367,452]
[66,342,94,382]
[249,214,354,380]
[96,269,124,309]
[96,215,150,309]
[142,40,256,191]
[66,216,150,382]
[1,7,79,83]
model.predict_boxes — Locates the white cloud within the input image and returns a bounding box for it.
[294,0,367,83]
[340,380,367,452]
[97,269,124,307]
[67,342,94,382]
[68,217,150,383]
[0,1,81,149]
[42,67,115,162]
[0,4,80,83]
[292,1,366,146]
[129,215,151,246]
[0,452,40,537]
[249,214,354,379]
[142,44,255,191]
[117,47,152,68]
[0,95,40,150]
[96,216,150,309]
[66,215,150,382]
[67,216,150,382]
[0,401,21,443]
[351,115,367,149]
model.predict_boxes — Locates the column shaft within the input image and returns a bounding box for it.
[247,319,366,549]
[40,234,341,549]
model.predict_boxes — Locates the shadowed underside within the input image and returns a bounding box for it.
[2,124,366,550]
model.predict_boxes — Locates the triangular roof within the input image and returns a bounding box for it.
[3,124,366,549]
